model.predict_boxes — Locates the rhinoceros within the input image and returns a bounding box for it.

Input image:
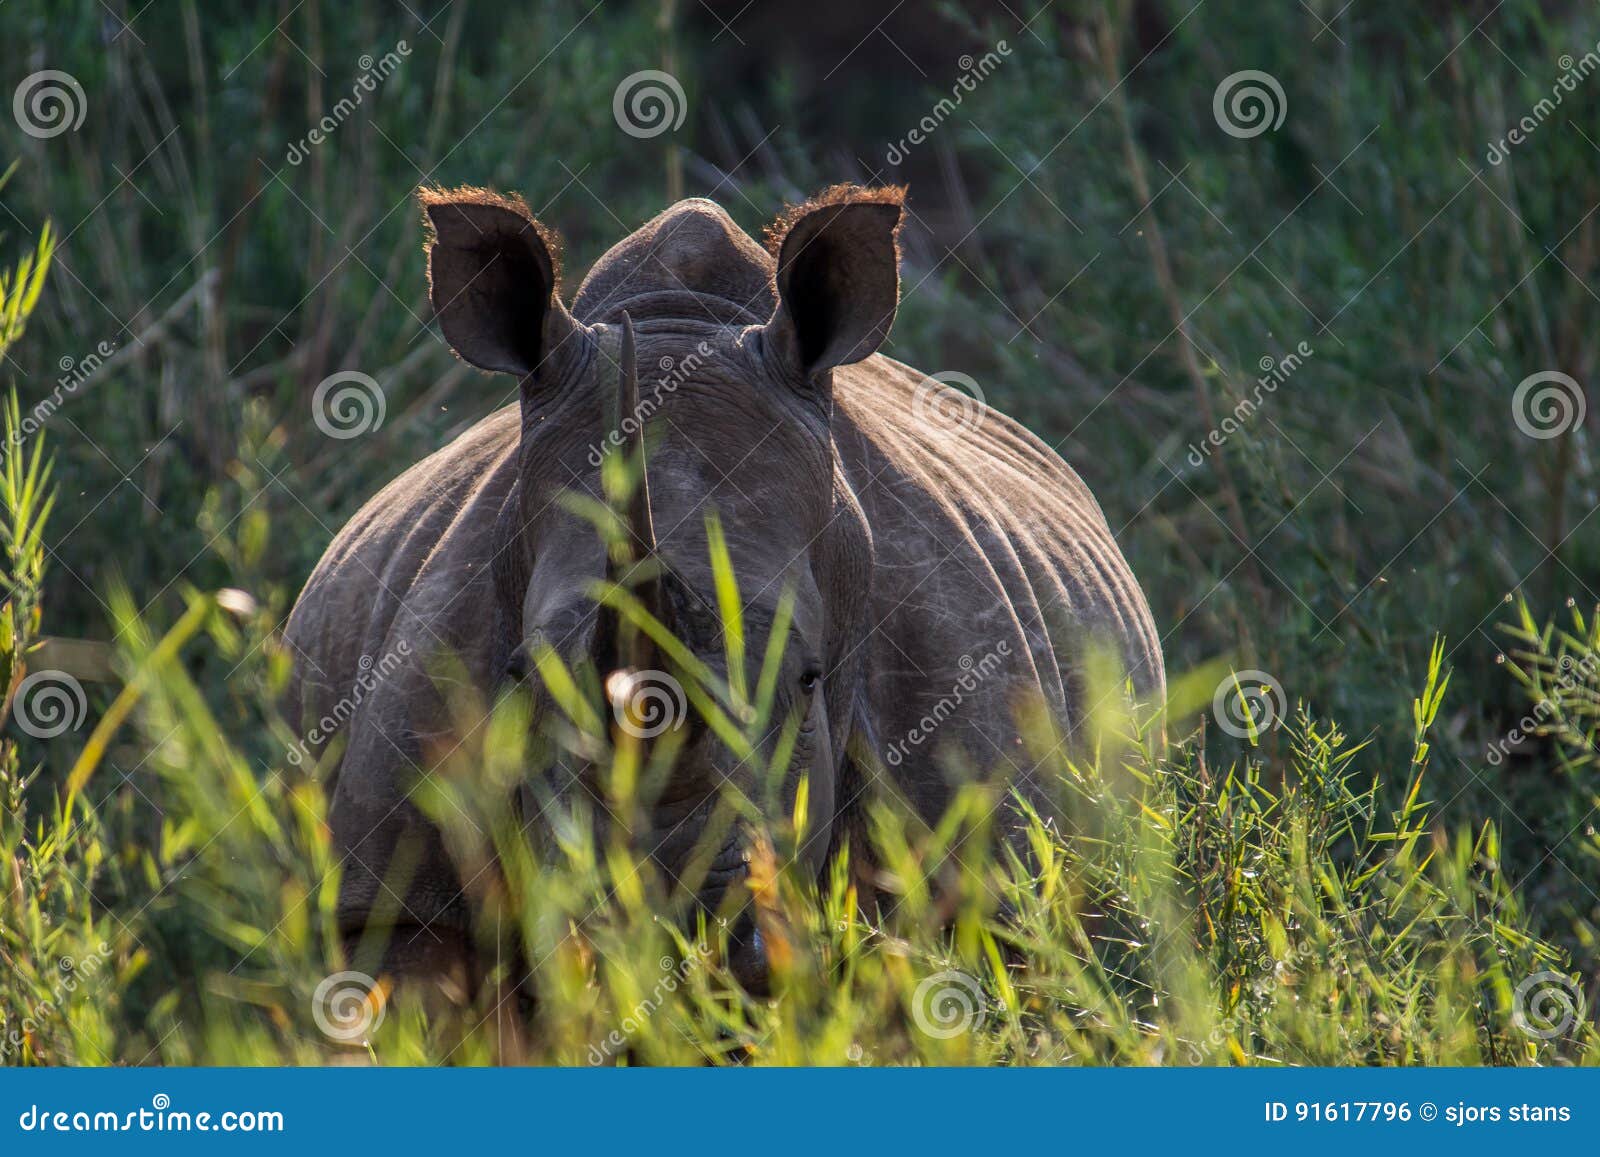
[284,184,1164,984]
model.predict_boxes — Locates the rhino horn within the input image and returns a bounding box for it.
[618,312,658,561]
[609,311,665,676]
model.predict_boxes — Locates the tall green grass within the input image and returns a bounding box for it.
[2,417,1589,1064]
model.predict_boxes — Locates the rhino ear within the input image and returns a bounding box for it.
[421,186,579,378]
[763,186,904,380]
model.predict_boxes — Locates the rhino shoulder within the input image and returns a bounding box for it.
[283,405,521,746]
[838,356,1102,511]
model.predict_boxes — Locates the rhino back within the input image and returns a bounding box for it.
[833,356,1164,805]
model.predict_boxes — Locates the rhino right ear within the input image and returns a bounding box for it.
[421,186,579,378]
[762,184,904,383]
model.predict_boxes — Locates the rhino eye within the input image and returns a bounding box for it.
[798,667,821,694]
[504,650,530,683]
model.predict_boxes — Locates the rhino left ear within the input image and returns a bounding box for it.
[421,185,579,379]
[763,185,904,381]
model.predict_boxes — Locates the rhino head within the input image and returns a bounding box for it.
[420,185,904,984]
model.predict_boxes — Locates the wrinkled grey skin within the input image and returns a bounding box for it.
[283,186,1164,983]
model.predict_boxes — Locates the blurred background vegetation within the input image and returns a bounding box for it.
[1,0,1598,1063]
